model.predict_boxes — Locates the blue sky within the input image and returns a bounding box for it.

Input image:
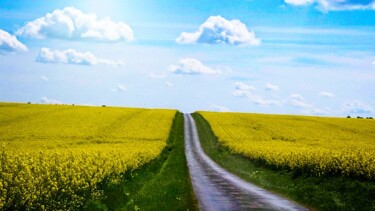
[1,0,375,116]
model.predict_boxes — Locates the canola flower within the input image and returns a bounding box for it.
[198,111,375,180]
[0,103,176,210]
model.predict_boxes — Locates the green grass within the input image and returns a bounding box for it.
[85,112,198,211]
[192,113,375,211]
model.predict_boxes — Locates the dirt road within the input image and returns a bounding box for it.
[184,114,308,211]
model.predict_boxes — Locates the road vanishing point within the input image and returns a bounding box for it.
[184,113,309,211]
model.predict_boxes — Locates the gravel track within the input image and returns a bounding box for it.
[184,114,309,211]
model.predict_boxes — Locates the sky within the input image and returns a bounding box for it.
[0,0,375,116]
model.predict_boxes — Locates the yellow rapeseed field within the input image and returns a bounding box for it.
[198,111,375,180]
[0,103,176,210]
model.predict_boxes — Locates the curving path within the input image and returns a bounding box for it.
[184,114,309,211]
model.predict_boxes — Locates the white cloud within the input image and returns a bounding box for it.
[285,0,315,6]
[233,82,280,106]
[176,16,260,46]
[148,73,166,79]
[166,81,173,87]
[232,82,256,97]
[343,101,373,114]
[41,97,62,104]
[16,7,134,42]
[320,91,335,98]
[0,29,28,54]
[288,94,312,107]
[290,94,304,101]
[36,48,123,67]
[302,107,330,116]
[170,58,221,75]
[111,84,127,92]
[265,83,280,92]
[40,75,49,81]
[209,104,230,112]
[285,0,375,11]
[249,95,281,106]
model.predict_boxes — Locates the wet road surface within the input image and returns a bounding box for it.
[184,114,309,211]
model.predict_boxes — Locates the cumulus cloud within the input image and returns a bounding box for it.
[16,7,134,42]
[233,82,280,106]
[343,101,373,114]
[170,58,221,75]
[176,16,260,46]
[288,94,312,107]
[36,48,123,67]
[209,104,230,112]
[111,84,127,92]
[0,29,28,54]
[232,82,256,97]
[265,83,280,92]
[40,75,49,81]
[320,91,335,98]
[285,0,375,11]
[41,97,62,104]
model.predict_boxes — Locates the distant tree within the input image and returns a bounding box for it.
[102,105,106,107]
[357,116,363,119]
[27,102,31,104]
[346,115,351,118]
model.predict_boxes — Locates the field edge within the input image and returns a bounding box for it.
[85,112,198,210]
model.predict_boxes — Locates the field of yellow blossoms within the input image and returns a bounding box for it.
[198,111,375,180]
[0,103,176,210]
